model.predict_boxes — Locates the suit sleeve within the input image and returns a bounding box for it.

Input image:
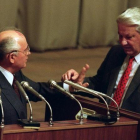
[15,71,63,102]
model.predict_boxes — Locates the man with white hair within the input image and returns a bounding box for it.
[61,7,140,113]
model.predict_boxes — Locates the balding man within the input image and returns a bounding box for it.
[0,28,58,124]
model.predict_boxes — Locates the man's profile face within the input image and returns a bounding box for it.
[13,35,30,70]
[118,23,140,56]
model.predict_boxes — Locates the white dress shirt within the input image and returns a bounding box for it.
[0,66,14,85]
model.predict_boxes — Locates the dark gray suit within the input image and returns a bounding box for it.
[0,69,78,124]
[0,70,56,124]
[85,45,140,113]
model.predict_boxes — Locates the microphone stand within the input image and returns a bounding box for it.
[64,80,111,119]
[15,81,40,128]
[15,81,33,123]
[0,88,4,140]
[74,98,84,124]
[49,80,84,124]
[86,89,120,120]
[21,81,53,126]
[38,96,53,126]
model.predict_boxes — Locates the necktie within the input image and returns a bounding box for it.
[111,56,134,107]
[12,76,21,99]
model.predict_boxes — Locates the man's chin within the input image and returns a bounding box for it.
[124,50,134,56]
[22,64,27,69]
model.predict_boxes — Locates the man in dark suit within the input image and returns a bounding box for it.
[0,28,82,125]
[0,29,59,124]
[61,7,140,114]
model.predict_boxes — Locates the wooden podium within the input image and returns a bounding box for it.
[1,95,140,140]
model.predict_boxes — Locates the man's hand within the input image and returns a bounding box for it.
[61,69,79,81]
[76,64,90,87]
[61,64,90,91]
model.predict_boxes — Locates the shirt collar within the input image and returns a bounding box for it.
[126,54,140,64]
[134,53,140,64]
[0,66,14,85]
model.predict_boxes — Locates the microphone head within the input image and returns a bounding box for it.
[21,81,29,88]
[48,80,56,89]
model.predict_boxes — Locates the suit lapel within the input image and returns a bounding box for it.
[106,53,126,103]
[14,72,27,104]
[107,66,121,98]
[0,72,27,119]
[124,66,140,100]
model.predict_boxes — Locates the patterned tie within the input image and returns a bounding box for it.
[12,76,21,99]
[111,56,134,107]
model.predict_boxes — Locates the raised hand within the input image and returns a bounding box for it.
[61,64,90,90]
[75,64,90,87]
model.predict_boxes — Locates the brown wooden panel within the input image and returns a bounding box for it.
[3,125,137,140]
[1,118,138,140]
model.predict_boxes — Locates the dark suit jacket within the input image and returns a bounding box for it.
[84,45,140,113]
[0,70,57,124]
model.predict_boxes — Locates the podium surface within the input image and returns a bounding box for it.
[1,95,140,140]
[2,117,138,140]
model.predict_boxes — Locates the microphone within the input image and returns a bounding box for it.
[48,80,84,124]
[15,81,33,122]
[15,80,40,128]
[21,81,53,126]
[0,88,4,140]
[64,80,118,123]
[48,80,75,100]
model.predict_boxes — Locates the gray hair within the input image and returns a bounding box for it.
[0,37,20,60]
[117,7,140,33]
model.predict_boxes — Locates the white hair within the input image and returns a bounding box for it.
[117,7,140,33]
[0,37,21,60]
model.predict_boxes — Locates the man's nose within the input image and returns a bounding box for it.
[121,39,128,46]
[27,51,31,55]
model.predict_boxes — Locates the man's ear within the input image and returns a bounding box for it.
[8,53,17,63]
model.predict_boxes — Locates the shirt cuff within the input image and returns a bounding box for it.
[63,83,70,92]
